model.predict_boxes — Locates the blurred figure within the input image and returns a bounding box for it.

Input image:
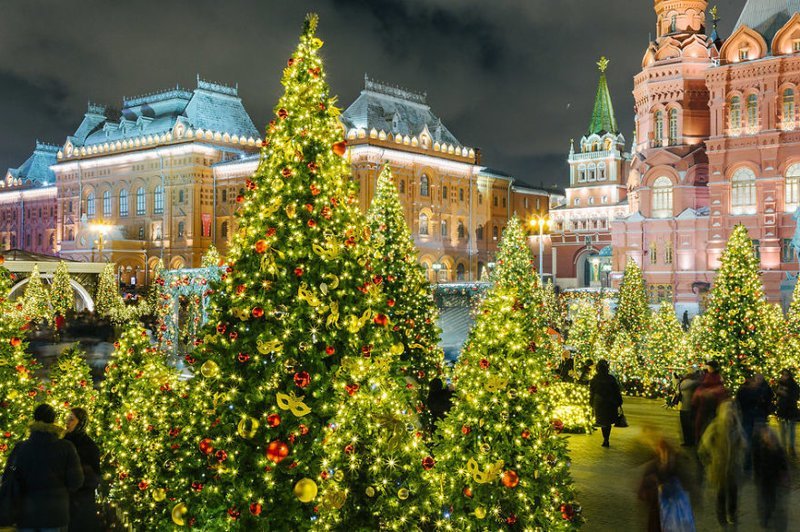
[698,400,746,527]
[638,435,697,532]
[578,358,595,385]
[427,378,454,428]
[774,369,800,457]
[752,425,789,531]
[736,373,773,470]
[675,369,701,447]
[692,360,728,442]
[558,349,574,382]
[590,359,623,448]
[63,407,102,532]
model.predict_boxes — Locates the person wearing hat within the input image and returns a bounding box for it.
[2,403,83,531]
[64,408,101,531]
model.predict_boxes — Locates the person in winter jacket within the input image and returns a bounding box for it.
[774,369,800,456]
[691,360,728,442]
[752,425,790,531]
[2,403,83,531]
[590,359,623,447]
[698,400,746,526]
[63,407,101,532]
[674,369,701,446]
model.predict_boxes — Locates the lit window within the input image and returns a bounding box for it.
[119,190,129,217]
[221,221,229,239]
[419,213,429,235]
[729,96,742,134]
[652,176,673,218]
[783,89,795,130]
[420,175,429,197]
[746,94,759,132]
[739,48,750,61]
[442,186,448,200]
[441,219,448,238]
[399,180,405,193]
[154,185,164,214]
[669,108,679,145]
[731,167,757,214]
[786,163,800,211]
[650,242,658,264]
[457,221,465,239]
[136,187,145,215]
[86,192,96,219]
[665,241,673,264]
[177,221,185,238]
[654,111,664,145]
[456,263,465,281]
[794,40,800,53]
[102,190,111,217]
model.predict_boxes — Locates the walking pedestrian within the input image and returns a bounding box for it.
[1,403,83,531]
[63,407,102,532]
[675,369,701,446]
[691,360,727,442]
[752,425,789,531]
[736,373,773,470]
[638,435,697,532]
[558,349,575,382]
[698,400,746,527]
[590,359,623,448]
[774,369,800,457]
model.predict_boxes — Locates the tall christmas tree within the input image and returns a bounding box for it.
[23,264,50,323]
[641,303,686,397]
[542,279,566,333]
[613,258,649,345]
[366,164,443,394]
[47,344,96,423]
[51,261,74,318]
[0,265,41,467]
[701,225,767,385]
[607,329,641,394]
[175,15,415,529]
[431,282,581,529]
[95,263,126,323]
[569,300,600,362]
[490,215,540,302]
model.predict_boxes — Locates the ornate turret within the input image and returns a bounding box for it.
[654,0,708,38]
[588,57,618,136]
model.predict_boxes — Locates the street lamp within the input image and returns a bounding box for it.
[89,220,111,262]
[529,214,550,280]
[431,262,442,284]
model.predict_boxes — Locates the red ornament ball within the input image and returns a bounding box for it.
[227,507,241,520]
[294,371,311,388]
[521,429,531,440]
[325,346,336,356]
[215,449,228,462]
[422,456,435,470]
[461,425,471,435]
[387,299,395,307]
[266,440,289,463]
[479,358,490,369]
[249,502,262,516]
[506,514,518,525]
[266,413,281,428]
[502,470,519,488]
[9,337,21,348]
[332,140,347,156]
[254,240,268,254]
[373,313,388,326]
[199,438,214,455]
[252,307,264,318]
[463,487,473,498]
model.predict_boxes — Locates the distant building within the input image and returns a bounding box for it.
[550,59,631,289]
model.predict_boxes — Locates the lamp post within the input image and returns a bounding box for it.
[89,221,111,263]
[431,262,442,284]
[529,215,550,280]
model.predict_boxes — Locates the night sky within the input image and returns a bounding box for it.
[0,0,746,188]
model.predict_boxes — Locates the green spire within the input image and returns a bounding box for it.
[588,56,619,136]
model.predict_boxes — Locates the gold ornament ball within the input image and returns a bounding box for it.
[237,416,259,439]
[333,470,344,482]
[294,478,318,503]
[152,488,166,502]
[171,502,188,526]
[474,506,487,519]
[366,486,376,497]
[200,360,220,379]
[397,488,410,500]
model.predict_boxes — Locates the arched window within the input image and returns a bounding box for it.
[652,176,674,218]
[441,219,448,238]
[136,187,146,215]
[654,111,664,145]
[784,89,796,130]
[221,221,229,239]
[102,190,111,217]
[419,213,429,235]
[492,226,498,240]
[649,241,658,264]
[459,188,464,201]
[598,163,606,181]
[668,108,679,145]
[154,185,164,214]
[670,14,677,32]
[420,175,429,197]
[177,221,185,238]
[456,263,466,281]
[746,94,759,131]
[398,180,405,193]
[588,165,596,182]
[178,189,185,203]
[86,192,96,219]
[476,225,484,240]
[729,96,741,134]
[442,186,448,200]
[119,189,129,217]
[731,167,757,214]
[457,221,465,239]
[786,163,800,211]
[578,166,586,182]
[664,241,673,264]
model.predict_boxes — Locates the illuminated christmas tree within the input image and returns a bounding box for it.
[431,283,581,529]
[607,329,641,395]
[490,215,540,304]
[201,244,222,269]
[23,264,50,323]
[96,325,199,529]
[701,225,767,385]
[0,265,41,467]
[569,300,600,361]
[641,302,686,397]
[47,343,96,423]
[787,280,800,336]
[613,258,649,345]
[96,263,125,322]
[175,15,413,529]
[760,303,789,378]
[50,261,74,319]
[366,164,443,395]
[542,279,566,333]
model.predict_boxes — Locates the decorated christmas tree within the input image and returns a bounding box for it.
[787,280,800,336]
[431,282,581,529]
[700,225,767,385]
[613,258,649,345]
[51,261,74,318]
[542,279,566,333]
[641,302,686,397]
[201,244,222,269]
[490,215,540,303]
[568,300,600,362]
[23,264,50,323]
[96,325,200,528]
[95,263,126,323]
[607,329,642,395]
[174,15,418,529]
[760,303,789,378]
[366,164,443,395]
[47,343,96,423]
[0,265,42,467]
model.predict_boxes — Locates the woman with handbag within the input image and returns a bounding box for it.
[590,359,624,447]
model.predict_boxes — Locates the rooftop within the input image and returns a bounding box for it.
[735,0,800,46]
[4,141,59,188]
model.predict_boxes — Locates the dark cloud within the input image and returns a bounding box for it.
[0,0,747,187]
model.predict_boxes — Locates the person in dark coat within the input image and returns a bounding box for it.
[675,369,701,446]
[775,369,800,456]
[752,425,790,531]
[557,350,574,382]
[736,373,773,470]
[590,359,623,447]
[691,360,728,442]
[427,378,454,428]
[63,407,101,532]
[2,403,83,531]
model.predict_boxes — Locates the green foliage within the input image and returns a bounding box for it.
[569,300,599,361]
[641,303,686,397]
[47,344,96,424]
[51,261,74,317]
[490,215,540,301]
[95,263,126,323]
[23,264,50,323]
[542,280,565,332]
[613,259,649,345]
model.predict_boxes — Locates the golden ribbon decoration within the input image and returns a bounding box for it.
[312,239,341,261]
[232,308,250,321]
[466,458,505,484]
[297,284,323,307]
[484,376,509,393]
[326,301,340,329]
[276,391,312,417]
[324,273,340,290]
[257,339,283,355]
[346,309,372,333]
